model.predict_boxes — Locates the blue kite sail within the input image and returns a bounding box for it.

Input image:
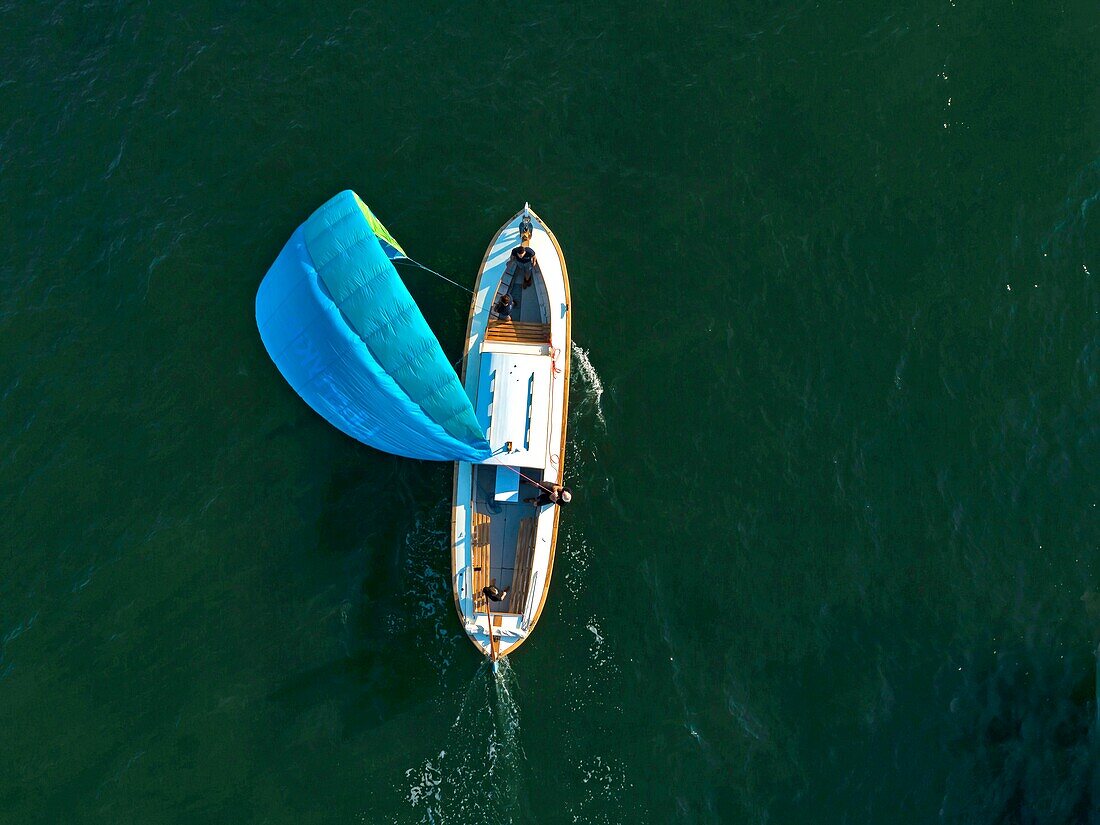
[255,191,492,462]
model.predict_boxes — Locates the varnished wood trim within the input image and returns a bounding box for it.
[508,517,538,612]
[493,206,571,657]
[486,319,552,343]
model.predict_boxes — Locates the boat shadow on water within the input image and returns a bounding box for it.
[268,647,437,739]
[267,459,455,738]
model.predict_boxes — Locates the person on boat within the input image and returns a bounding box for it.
[503,236,540,289]
[493,292,514,320]
[525,483,572,508]
[483,583,508,603]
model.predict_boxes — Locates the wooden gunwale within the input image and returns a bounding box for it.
[499,206,570,656]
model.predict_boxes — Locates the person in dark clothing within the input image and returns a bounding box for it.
[493,292,514,319]
[503,240,540,289]
[524,483,572,508]
[483,583,508,603]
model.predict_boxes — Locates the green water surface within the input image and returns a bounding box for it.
[1,1,1098,822]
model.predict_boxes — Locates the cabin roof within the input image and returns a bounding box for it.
[474,350,552,469]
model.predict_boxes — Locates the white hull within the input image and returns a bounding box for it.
[450,207,571,660]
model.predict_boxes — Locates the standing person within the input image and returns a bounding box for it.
[503,234,541,289]
[524,483,572,508]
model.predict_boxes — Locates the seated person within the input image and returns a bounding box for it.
[493,292,514,320]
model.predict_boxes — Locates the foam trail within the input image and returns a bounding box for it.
[491,657,524,764]
[450,661,492,731]
[400,660,528,823]
[571,342,606,428]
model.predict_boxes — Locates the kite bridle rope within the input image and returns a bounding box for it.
[395,256,474,295]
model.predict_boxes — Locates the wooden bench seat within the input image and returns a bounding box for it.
[485,320,551,344]
[508,517,538,615]
[470,511,492,612]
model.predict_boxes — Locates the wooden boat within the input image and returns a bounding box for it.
[451,205,571,662]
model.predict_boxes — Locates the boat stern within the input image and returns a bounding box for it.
[461,612,529,660]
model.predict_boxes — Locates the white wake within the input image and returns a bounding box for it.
[400,660,528,823]
[571,342,606,428]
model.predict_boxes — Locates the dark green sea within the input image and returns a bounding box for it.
[2,2,1099,822]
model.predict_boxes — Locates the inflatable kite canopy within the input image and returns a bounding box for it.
[255,191,492,462]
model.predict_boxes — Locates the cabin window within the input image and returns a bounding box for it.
[486,368,496,428]
[523,372,534,451]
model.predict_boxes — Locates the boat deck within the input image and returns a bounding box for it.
[469,248,552,615]
[471,464,545,614]
[493,265,545,324]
